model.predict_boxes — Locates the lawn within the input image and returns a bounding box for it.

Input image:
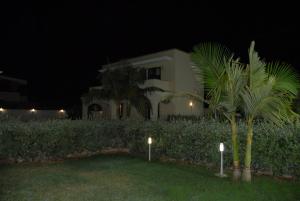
[0,155,299,201]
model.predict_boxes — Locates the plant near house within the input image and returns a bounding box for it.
[191,43,245,180]
[240,41,299,181]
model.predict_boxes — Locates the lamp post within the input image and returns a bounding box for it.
[148,137,152,161]
[220,143,224,176]
[215,142,227,177]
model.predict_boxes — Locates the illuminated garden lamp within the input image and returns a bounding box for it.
[219,143,224,176]
[0,107,4,112]
[30,108,36,113]
[215,142,227,177]
[220,142,224,152]
[148,137,152,161]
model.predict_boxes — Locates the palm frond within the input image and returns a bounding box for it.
[221,58,246,112]
[248,41,268,89]
[191,42,232,92]
[266,61,300,97]
[241,73,297,125]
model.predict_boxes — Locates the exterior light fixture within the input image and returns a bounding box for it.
[148,137,152,161]
[219,142,224,152]
[189,101,193,114]
[59,109,65,113]
[0,107,4,112]
[215,142,227,177]
[30,108,36,113]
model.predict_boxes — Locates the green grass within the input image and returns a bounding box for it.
[0,155,299,201]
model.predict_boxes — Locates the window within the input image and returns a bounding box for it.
[147,67,161,80]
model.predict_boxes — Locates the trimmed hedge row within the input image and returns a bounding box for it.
[0,119,299,176]
[0,120,128,162]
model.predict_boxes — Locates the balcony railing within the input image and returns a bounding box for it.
[141,79,172,91]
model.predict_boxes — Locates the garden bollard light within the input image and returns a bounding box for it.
[215,142,227,177]
[148,137,152,161]
[219,143,224,176]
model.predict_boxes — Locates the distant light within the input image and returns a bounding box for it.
[219,143,224,152]
[30,108,36,113]
[189,101,193,107]
[148,137,152,145]
[59,109,65,113]
[0,107,5,112]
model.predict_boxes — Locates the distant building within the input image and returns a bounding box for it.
[0,74,28,108]
[82,49,204,120]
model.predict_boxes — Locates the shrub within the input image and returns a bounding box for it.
[0,119,299,176]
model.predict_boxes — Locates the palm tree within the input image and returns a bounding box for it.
[241,41,299,181]
[191,43,245,180]
[83,62,163,119]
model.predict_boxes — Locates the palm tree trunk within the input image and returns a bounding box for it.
[242,117,253,182]
[230,113,241,180]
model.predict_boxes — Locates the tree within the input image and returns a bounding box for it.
[183,41,299,182]
[191,43,245,180]
[83,62,163,119]
[240,41,299,181]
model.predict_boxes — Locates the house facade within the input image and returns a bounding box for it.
[82,49,204,120]
[0,74,28,108]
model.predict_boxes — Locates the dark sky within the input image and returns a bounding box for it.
[0,1,299,109]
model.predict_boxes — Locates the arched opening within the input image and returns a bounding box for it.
[88,104,103,120]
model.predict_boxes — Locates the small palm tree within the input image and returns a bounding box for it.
[191,43,245,180]
[241,41,299,181]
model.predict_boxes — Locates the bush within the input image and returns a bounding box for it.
[0,120,127,161]
[0,119,299,176]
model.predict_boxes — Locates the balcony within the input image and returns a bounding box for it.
[141,79,172,92]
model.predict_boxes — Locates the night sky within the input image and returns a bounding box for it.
[0,1,299,109]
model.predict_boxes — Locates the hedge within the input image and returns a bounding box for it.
[0,119,299,176]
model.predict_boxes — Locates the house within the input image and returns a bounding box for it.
[81,49,204,120]
[0,73,28,108]
[0,72,68,120]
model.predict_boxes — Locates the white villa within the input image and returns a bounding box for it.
[81,49,204,120]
